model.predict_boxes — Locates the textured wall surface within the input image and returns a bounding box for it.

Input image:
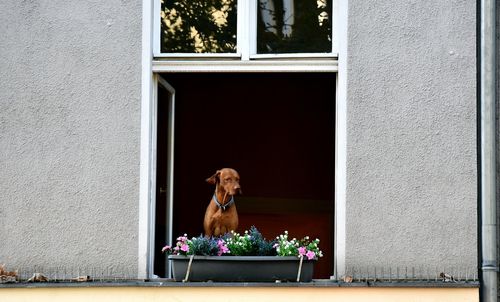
[0,0,479,280]
[496,2,500,295]
[346,0,477,271]
[0,0,142,276]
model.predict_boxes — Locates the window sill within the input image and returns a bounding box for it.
[0,280,479,288]
[151,59,338,73]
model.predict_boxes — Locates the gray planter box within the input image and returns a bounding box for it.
[168,255,316,282]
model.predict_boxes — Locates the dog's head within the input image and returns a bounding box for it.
[206,168,242,195]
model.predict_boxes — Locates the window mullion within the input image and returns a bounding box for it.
[248,0,257,59]
[237,0,254,60]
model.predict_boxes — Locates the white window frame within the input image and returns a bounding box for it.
[153,0,338,59]
[146,75,176,278]
[140,0,347,280]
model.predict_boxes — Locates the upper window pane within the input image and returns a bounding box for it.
[257,0,332,54]
[161,0,237,53]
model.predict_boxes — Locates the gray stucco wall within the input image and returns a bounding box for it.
[0,0,479,281]
[0,1,142,277]
[496,1,500,295]
[346,0,477,273]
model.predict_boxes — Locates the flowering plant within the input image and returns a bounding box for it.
[274,231,323,260]
[224,226,276,256]
[162,234,230,256]
[162,227,322,260]
[162,234,191,255]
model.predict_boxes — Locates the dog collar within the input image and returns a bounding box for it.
[213,194,235,211]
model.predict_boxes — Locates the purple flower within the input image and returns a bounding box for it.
[298,246,307,256]
[306,250,316,260]
[176,234,188,243]
[180,244,189,252]
[161,245,171,253]
[217,240,230,256]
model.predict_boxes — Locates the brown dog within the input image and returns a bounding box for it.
[203,168,241,237]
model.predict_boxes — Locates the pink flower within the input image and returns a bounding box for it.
[217,240,229,256]
[161,245,171,253]
[298,247,307,256]
[180,244,189,252]
[306,250,316,260]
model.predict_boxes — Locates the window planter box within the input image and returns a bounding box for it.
[168,255,316,282]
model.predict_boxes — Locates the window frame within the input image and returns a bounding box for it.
[149,75,176,278]
[140,0,347,281]
[153,0,338,59]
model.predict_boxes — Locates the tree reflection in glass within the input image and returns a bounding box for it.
[161,0,237,53]
[258,0,332,54]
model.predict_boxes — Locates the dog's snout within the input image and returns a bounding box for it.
[228,183,241,195]
[234,184,242,195]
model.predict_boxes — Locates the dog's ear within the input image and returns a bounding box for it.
[206,170,221,185]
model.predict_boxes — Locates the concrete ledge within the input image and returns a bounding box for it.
[0,285,479,302]
[0,280,480,288]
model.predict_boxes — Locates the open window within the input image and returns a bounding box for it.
[152,77,175,278]
[153,73,335,279]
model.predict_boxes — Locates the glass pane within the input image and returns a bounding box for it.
[161,0,237,53]
[257,0,332,54]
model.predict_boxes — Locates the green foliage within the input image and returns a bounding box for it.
[225,226,277,256]
[274,231,298,256]
[188,236,220,256]
[274,231,323,260]
[162,227,321,259]
[224,231,253,256]
[248,226,277,256]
